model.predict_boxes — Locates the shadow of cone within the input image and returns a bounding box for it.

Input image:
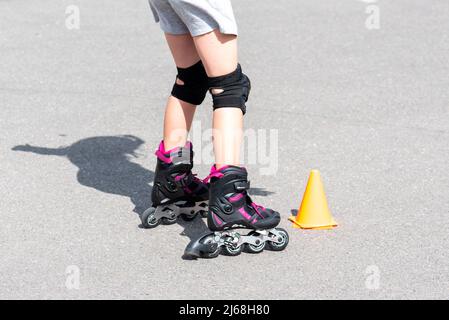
[289,170,338,230]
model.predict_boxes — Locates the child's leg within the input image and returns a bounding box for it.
[163,33,204,150]
[192,30,243,168]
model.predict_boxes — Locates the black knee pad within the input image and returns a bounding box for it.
[208,64,251,115]
[171,60,209,105]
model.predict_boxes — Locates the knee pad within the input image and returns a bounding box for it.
[171,60,209,105]
[208,64,251,115]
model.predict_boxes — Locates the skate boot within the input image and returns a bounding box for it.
[140,141,209,228]
[184,165,289,258]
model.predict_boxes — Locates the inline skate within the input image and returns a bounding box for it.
[140,141,209,228]
[184,165,289,258]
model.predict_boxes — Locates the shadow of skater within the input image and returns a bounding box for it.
[12,135,154,214]
[12,136,276,251]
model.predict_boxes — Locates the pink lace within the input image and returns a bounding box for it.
[155,140,193,164]
[202,165,226,183]
[155,149,172,164]
[175,172,203,186]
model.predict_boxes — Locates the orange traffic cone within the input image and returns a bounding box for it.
[289,170,338,229]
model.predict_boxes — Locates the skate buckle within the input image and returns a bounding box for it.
[234,180,250,191]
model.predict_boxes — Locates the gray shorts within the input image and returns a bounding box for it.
[148,0,238,36]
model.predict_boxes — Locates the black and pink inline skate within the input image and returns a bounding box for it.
[184,165,289,258]
[140,141,209,228]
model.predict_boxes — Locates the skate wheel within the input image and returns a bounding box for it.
[222,243,243,257]
[199,235,221,259]
[200,210,208,218]
[141,207,160,229]
[266,228,289,251]
[245,232,265,254]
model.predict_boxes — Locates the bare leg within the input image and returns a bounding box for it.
[163,33,201,150]
[193,30,242,168]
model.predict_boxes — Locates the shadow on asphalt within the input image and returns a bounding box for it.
[248,188,275,196]
[11,135,274,252]
[12,135,154,214]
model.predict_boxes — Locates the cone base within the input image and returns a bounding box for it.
[289,216,338,230]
